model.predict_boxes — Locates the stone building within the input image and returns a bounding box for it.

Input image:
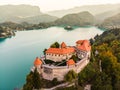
[45,42,75,62]
[75,40,91,59]
[32,40,91,81]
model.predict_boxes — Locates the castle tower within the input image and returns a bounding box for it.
[67,59,75,67]
[61,42,67,48]
[34,57,42,67]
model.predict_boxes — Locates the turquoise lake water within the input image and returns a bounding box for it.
[0,26,103,90]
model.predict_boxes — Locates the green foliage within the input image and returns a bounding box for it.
[23,71,34,90]
[44,59,67,66]
[50,42,60,48]
[64,70,77,82]
[90,30,120,90]
[23,68,41,90]
[56,86,77,90]
[78,29,120,89]
[91,72,112,90]
[33,68,41,89]
[52,78,58,86]
[44,59,55,64]
[78,62,97,85]
[70,55,79,63]
[43,48,47,55]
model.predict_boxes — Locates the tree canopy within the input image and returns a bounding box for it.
[23,68,41,90]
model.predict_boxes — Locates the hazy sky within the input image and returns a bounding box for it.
[0,0,120,12]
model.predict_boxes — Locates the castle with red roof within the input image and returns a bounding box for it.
[32,39,91,81]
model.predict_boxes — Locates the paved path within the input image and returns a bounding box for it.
[42,82,74,90]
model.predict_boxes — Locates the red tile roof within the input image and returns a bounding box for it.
[67,59,75,65]
[46,47,75,54]
[61,42,67,48]
[34,57,42,66]
[76,40,91,51]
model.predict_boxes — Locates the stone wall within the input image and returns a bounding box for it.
[46,53,73,62]
[41,57,89,81]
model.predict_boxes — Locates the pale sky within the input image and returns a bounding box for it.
[0,0,120,12]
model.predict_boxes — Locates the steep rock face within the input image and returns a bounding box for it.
[54,11,95,26]
[0,5,41,21]
[100,13,120,29]
[0,5,58,24]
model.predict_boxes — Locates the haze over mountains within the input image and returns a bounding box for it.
[47,4,120,17]
[0,4,120,29]
[54,11,95,26]
[0,5,58,24]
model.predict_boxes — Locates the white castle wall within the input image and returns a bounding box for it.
[41,57,89,81]
[46,53,73,62]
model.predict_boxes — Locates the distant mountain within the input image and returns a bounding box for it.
[95,8,120,24]
[19,14,58,24]
[0,5,41,20]
[47,4,120,18]
[54,11,95,26]
[99,13,120,29]
[0,5,58,24]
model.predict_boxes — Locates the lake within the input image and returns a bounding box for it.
[0,26,103,90]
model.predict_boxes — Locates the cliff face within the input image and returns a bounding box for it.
[0,5,58,24]
[0,5,41,16]
[54,11,95,26]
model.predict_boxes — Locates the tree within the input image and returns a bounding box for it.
[89,38,94,45]
[33,68,41,89]
[91,72,112,90]
[50,42,60,48]
[43,48,47,55]
[70,55,78,62]
[64,70,77,82]
[23,71,34,90]
[23,68,41,90]
[52,78,58,86]
[78,62,97,85]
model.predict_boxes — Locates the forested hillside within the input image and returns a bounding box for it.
[78,28,120,90]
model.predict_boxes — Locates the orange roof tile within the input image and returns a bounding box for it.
[61,42,67,48]
[76,40,91,51]
[76,40,85,44]
[67,59,75,65]
[46,47,75,54]
[34,57,42,66]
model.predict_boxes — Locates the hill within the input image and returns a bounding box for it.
[99,13,120,29]
[0,5,58,24]
[54,11,95,26]
[47,4,120,18]
[19,14,58,24]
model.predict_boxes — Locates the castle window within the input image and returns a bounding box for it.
[44,67,52,74]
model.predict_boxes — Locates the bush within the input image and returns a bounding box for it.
[64,70,77,82]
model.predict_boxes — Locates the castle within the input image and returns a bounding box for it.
[32,40,91,81]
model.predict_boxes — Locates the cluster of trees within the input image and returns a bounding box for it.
[92,40,120,90]
[78,28,120,90]
[64,70,77,82]
[23,28,120,89]
[0,21,54,38]
[23,68,41,90]
[50,42,60,48]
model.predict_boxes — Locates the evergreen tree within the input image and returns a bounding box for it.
[23,68,41,90]
[64,70,77,82]
[23,71,34,90]
[33,68,41,89]
[50,42,60,48]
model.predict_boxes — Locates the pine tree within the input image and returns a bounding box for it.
[23,68,41,90]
